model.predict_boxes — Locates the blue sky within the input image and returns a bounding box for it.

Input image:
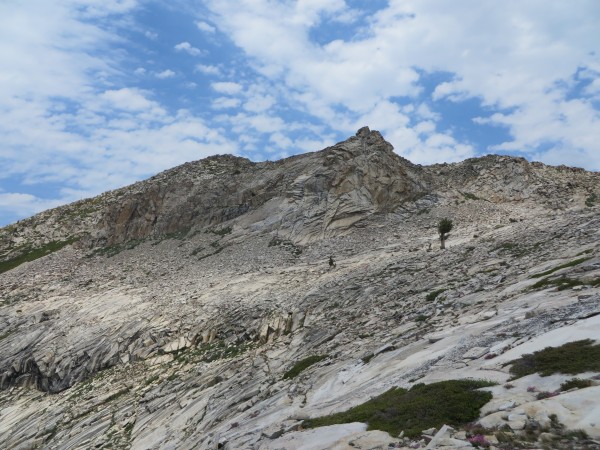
[1,0,599,226]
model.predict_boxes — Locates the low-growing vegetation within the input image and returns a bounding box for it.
[208,226,232,236]
[174,341,254,365]
[560,378,593,391]
[268,237,303,256]
[529,257,591,279]
[303,379,494,438]
[426,289,446,301]
[529,275,584,291]
[144,374,160,386]
[93,238,145,257]
[283,355,328,380]
[585,193,598,207]
[507,339,600,379]
[361,353,375,364]
[0,238,78,274]
[494,241,542,257]
[462,192,481,201]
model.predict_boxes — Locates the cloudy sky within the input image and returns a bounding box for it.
[1,1,599,226]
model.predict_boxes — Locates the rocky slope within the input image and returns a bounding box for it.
[0,127,599,449]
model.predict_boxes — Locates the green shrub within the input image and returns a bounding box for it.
[507,340,600,379]
[303,379,494,438]
[283,355,328,380]
[560,378,593,391]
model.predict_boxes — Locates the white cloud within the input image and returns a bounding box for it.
[0,1,238,225]
[100,88,160,112]
[174,41,204,56]
[243,94,275,113]
[205,0,600,167]
[144,30,158,40]
[0,193,65,220]
[134,67,146,75]
[195,64,220,75]
[212,81,243,95]
[212,97,242,109]
[155,69,175,79]
[196,20,216,33]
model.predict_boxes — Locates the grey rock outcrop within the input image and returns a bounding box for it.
[0,128,599,449]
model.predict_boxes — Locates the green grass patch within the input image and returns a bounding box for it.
[462,192,481,201]
[173,341,254,364]
[585,193,598,207]
[268,237,303,256]
[303,379,494,438]
[529,276,584,291]
[577,249,594,256]
[162,229,190,240]
[426,289,446,301]
[144,374,159,386]
[0,238,77,274]
[493,241,542,257]
[208,226,232,236]
[101,388,130,404]
[93,238,145,257]
[283,355,328,380]
[362,353,375,364]
[497,242,518,252]
[0,330,13,341]
[529,257,592,279]
[506,339,600,379]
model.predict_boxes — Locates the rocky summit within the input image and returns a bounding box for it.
[0,127,599,450]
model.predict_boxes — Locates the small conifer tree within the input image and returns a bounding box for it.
[438,218,453,249]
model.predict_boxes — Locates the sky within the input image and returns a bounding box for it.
[1,1,599,227]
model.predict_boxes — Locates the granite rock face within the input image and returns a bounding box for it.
[0,128,599,449]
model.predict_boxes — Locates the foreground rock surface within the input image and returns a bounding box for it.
[0,128,599,449]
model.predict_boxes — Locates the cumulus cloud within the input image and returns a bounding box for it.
[196,20,216,33]
[155,69,176,79]
[174,41,204,56]
[212,97,242,109]
[100,88,160,112]
[195,64,220,75]
[212,81,243,95]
